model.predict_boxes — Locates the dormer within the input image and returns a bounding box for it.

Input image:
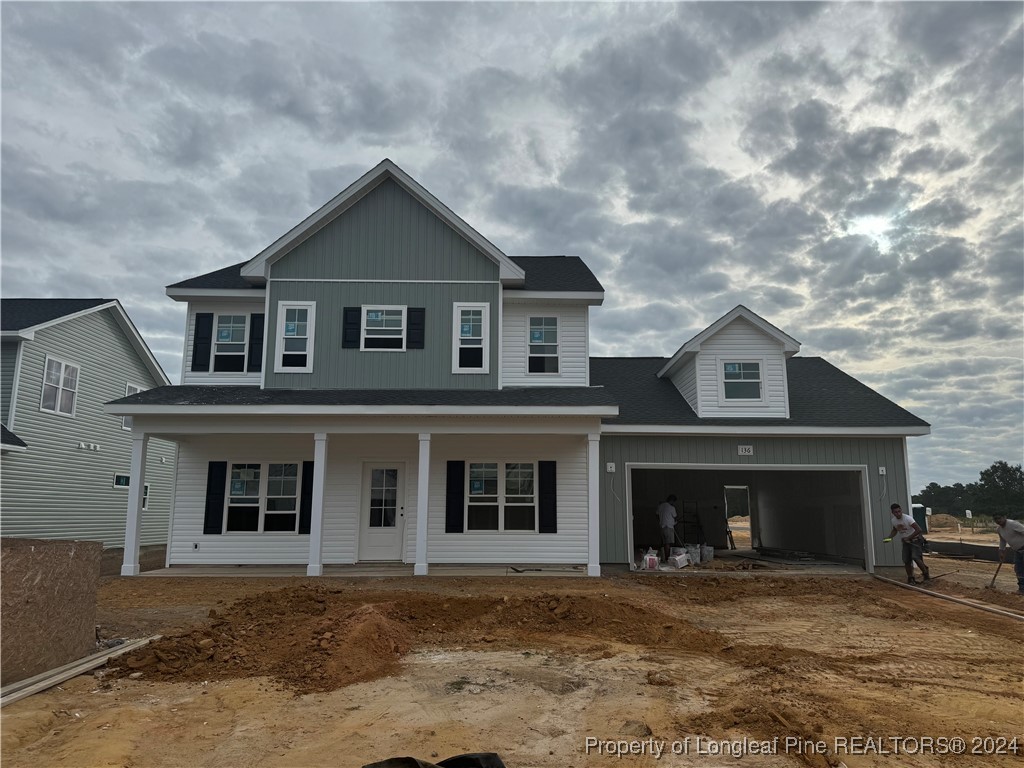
[657,306,800,419]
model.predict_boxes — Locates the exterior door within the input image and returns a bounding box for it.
[359,464,404,561]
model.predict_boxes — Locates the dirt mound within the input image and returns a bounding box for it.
[928,513,960,529]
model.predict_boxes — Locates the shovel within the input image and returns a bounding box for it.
[989,560,1003,588]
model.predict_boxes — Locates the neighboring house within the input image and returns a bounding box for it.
[1,299,175,548]
[108,160,929,577]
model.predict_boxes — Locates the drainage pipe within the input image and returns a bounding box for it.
[872,574,1024,623]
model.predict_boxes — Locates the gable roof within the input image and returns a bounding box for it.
[167,260,258,292]
[591,356,930,432]
[238,159,526,285]
[0,299,170,387]
[658,305,801,379]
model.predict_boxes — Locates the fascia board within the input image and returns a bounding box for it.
[0,330,34,341]
[601,424,931,437]
[165,288,266,302]
[503,291,605,305]
[105,404,620,417]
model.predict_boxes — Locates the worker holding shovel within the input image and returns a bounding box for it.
[884,503,930,584]
[992,514,1024,595]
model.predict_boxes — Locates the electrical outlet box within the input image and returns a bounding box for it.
[878,466,886,475]
[605,462,616,473]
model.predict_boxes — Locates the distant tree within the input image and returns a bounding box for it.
[914,462,1023,520]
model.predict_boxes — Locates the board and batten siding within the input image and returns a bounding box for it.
[598,434,910,567]
[693,318,788,418]
[168,432,589,566]
[266,281,499,389]
[181,301,265,385]
[501,302,589,387]
[0,308,175,548]
[1,341,19,425]
[270,178,500,283]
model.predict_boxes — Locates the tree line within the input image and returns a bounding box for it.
[913,461,1023,520]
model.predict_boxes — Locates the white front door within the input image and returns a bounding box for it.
[359,464,404,561]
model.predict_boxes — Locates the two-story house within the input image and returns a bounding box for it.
[108,160,929,577]
[1,299,175,549]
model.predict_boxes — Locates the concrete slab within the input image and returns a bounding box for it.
[137,563,590,578]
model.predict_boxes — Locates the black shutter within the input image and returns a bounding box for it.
[445,460,465,533]
[538,460,557,533]
[247,313,264,373]
[407,308,426,349]
[342,307,361,348]
[203,461,228,534]
[298,461,314,534]
[192,313,213,372]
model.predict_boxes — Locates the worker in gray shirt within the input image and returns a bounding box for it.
[992,514,1024,595]
[656,495,678,563]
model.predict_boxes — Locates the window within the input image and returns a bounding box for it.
[123,383,143,430]
[368,468,399,528]
[452,303,489,373]
[362,306,406,350]
[225,462,300,533]
[723,361,762,400]
[275,302,315,373]
[528,317,559,373]
[113,474,150,510]
[466,462,536,532]
[41,357,79,416]
[213,314,248,372]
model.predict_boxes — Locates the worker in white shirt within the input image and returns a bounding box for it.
[884,503,930,584]
[992,514,1024,595]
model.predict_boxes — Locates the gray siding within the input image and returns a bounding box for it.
[598,434,909,567]
[270,178,500,282]
[1,341,18,425]
[0,308,176,548]
[265,281,499,389]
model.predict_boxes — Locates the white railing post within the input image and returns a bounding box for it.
[414,433,431,576]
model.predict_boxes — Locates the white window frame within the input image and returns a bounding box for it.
[212,313,249,373]
[113,474,150,510]
[465,460,538,533]
[223,461,303,534]
[122,383,144,430]
[452,302,490,374]
[40,356,80,417]
[274,301,316,374]
[527,316,560,375]
[719,358,766,404]
[361,305,407,351]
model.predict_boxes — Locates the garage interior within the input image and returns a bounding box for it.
[630,467,867,567]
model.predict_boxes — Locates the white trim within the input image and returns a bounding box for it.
[107,404,620,417]
[274,301,316,374]
[451,302,490,374]
[504,291,604,305]
[0,443,27,454]
[361,305,407,352]
[307,434,329,576]
[717,357,766,405]
[527,314,560,376]
[39,355,80,418]
[166,288,266,302]
[601,424,931,436]
[8,339,25,431]
[165,442,180,569]
[122,382,145,430]
[357,461,407,561]
[113,472,132,489]
[121,434,149,576]
[0,330,35,341]
[259,296,270,389]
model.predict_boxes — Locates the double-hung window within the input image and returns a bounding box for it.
[41,357,79,416]
[528,317,559,373]
[466,462,536,532]
[122,383,143,430]
[362,306,406,350]
[213,314,248,372]
[452,303,489,373]
[722,361,762,400]
[225,462,300,533]
[275,302,315,373]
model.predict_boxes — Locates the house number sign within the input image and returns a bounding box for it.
[737,445,754,456]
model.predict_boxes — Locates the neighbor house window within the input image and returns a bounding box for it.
[362,306,406,350]
[225,462,300,533]
[213,314,248,372]
[466,462,536,532]
[275,302,315,373]
[122,383,143,430]
[452,303,489,373]
[113,473,150,510]
[722,361,762,400]
[41,357,79,416]
[528,317,559,373]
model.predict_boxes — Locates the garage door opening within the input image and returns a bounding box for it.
[629,466,869,569]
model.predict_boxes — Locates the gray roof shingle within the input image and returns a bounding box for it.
[1,299,111,332]
[167,261,258,290]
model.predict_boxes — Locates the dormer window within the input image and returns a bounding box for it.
[722,361,762,400]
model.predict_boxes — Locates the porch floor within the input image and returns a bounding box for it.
[137,563,590,578]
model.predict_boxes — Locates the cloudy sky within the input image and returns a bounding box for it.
[2,2,1021,490]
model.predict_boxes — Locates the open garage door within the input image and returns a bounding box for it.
[629,466,869,568]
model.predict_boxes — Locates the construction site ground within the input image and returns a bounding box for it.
[3,554,1022,768]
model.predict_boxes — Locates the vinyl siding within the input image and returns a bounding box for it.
[0,309,176,547]
[1,341,18,425]
[501,302,589,387]
[695,318,788,418]
[598,434,908,567]
[668,358,698,411]
[270,177,500,283]
[181,301,265,385]
[265,281,499,389]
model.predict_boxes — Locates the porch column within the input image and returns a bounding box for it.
[587,432,601,577]
[414,433,431,576]
[121,433,149,576]
[307,432,329,577]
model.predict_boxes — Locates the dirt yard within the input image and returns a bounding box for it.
[2,568,1022,768]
